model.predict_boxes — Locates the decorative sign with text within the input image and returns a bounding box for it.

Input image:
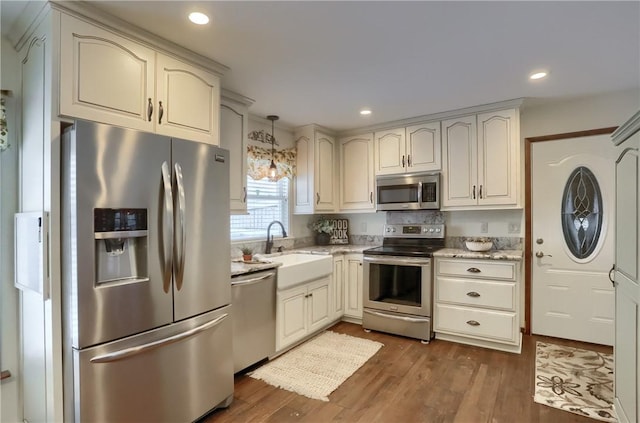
[329,219,349,245]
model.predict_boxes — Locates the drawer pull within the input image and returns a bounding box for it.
[466,291,481,297]
[466,320,480,326]
[467,267,481,273]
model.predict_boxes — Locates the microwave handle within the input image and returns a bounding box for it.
[417,181,423,207]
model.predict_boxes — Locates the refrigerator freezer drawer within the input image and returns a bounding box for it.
[71,306,233,423]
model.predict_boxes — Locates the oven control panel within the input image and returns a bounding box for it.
[383,224,445,238]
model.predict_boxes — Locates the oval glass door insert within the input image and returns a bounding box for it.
[561,166,603,259]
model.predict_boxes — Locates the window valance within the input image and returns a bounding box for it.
[247,144,296,181]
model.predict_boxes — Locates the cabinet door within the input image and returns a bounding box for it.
[308,277,331,333]
[374,128,406,176]
[60,13,155,132]
[294,134,313,214]
[340,134,375,211]
[344,255,363,318]
[333,256,345,319]
[442,116,477,207]
[477,109,519,206]
[406,122,441,172]
[220,101,248,213]
[315,132,337,211]
[155,54,220,145]
[277,285,308,352]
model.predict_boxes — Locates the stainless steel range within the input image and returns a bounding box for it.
[362,223,445,343]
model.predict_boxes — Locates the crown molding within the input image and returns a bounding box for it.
[221,88,255,107]
[336,97,525,138]
[8,1,48,51]
[49,0,229,76]
[248,114,294,133]
[612,109,640,146]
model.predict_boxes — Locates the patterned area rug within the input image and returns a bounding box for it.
[249,331,383,401]
[534,342,616,422]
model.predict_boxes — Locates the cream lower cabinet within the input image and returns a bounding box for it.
[434,257,522,353]
[441,108,520,209]
[339,134,375,211]
[332,255,345,320]
[276,276,330,352]
[221,92,253,213]
[60,13,221,145]
[612,111,640,423]
[343,254,364,320]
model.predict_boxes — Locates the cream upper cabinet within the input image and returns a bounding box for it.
[155,54,220,145]
[339,133,375,211]
[441,109,520,209]
[60,13,155,133]
[294,125,337,214]
[375,122,441,176]
[60,13,220,145]
[220,92,252,214]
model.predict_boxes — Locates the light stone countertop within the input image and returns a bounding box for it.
[433,248,523,261]
[230,244,374,277]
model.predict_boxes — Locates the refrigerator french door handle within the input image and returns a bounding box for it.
[89,313,229,364]
[161,162,174,293]
[174,163,186,291]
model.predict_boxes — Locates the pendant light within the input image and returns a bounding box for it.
[267,115,279,178]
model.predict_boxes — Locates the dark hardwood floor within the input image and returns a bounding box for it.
[204,322,613,423]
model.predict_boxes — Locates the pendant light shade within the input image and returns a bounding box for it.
[267,115,279,178]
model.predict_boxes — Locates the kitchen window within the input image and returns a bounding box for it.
[230,176,289,240]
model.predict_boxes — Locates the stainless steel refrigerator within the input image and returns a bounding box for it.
[61,120,232,422]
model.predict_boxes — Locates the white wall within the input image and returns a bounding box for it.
[0,36,22,423]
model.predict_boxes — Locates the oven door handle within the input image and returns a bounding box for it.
[364,309,430,323]
[364,256,431,266]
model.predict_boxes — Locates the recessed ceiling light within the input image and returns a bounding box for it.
[189,12,210,25]
[360,109,372,116]
[529,71,548,80]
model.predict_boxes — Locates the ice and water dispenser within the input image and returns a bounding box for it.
[94,208,148,284]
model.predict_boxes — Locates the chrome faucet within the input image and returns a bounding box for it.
[265,221,287,254]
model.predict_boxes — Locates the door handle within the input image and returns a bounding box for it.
[466,291,481,298]
[370,192,373,203]
[160,162,174,293]
[609,264,615,286]
[89,314,228,363]
[472,185,476,199]
[402,155,405,167]
[158,101,164,124]
[174,163,186,291]
[243,186,247,203]
[466,267,481,273]
[316,192,320,205]
[479,184,483,199]
[407,155,411,167]
[535,251,552,258]
[147,98,153,121]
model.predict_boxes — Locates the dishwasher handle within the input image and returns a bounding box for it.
[231,272,276,287]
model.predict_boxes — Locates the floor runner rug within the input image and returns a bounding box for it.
[534,341,616,422]
[249,330,383,401]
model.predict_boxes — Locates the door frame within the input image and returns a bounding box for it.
[524,126,617,334]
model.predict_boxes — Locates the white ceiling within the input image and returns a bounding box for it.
[3,1,639,131]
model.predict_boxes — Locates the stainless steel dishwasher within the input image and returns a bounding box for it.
[231,269,276,373]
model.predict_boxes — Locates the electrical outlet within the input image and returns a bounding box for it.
[508,222,521,234]
[480,222,488,233]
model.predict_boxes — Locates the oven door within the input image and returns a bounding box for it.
[363,255,432,316]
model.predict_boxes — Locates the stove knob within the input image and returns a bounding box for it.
[386,227,391,233]
[435,228,441,233]
[392,228,396,232]
[428,228,435,233]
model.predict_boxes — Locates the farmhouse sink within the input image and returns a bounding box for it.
[271,253,333,289]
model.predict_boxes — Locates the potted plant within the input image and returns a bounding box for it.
[309,216,334,246]
[241,247,253,262]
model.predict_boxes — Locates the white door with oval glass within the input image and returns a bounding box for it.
[531,133,616,345]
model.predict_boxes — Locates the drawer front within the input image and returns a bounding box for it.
[437,259,515,280]
[434,304,518,344]
[436,277,516,311]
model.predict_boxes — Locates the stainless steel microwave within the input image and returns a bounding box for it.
[376,173,440,211]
